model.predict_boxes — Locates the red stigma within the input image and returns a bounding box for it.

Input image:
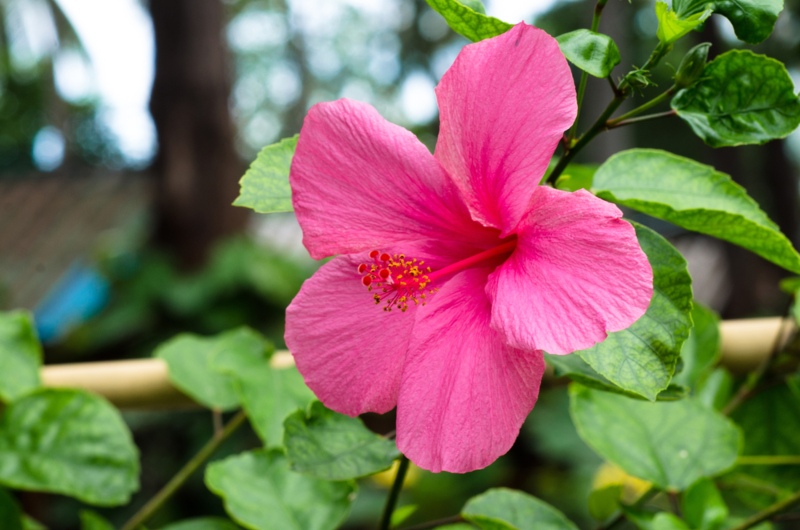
[357,250,436,312]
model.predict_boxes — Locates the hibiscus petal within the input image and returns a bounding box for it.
[396,268,546,473]
[290,99,478,260]
[487,187,653,355]
[434,23,577,233]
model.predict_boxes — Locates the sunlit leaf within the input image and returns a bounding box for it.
[234,135,297,214]
[206,450,354,530]
[0,311,42,403]
[556,30,620,77]
[575,224,693,401]
[655,2,712,44]
[0,389,139,506]
[570,385,741,490]
[593,149,800,273]
[674,0,783,44]
[672,51,800,147]
[424,0,512,42]
[462,488,579,530]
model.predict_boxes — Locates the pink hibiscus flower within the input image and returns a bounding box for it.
[285,23,653,473]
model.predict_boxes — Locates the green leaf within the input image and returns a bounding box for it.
[593,149,800,273]
[233,135,297,214]
[588,484,623,522]
[0,389,139,506]
[655,2,712,44]
[424,0,512,42]
[461,488,579,530]
[672,51,800,147]
[390,505,418,528]
[674,304,720,389]
[546,353,687,402]
[155,328,264,411]
[212,344,315,447]
[553,164,596,192]
[160,517,242,530]
[284,401,399,480]
[696,368,733,411]
[624,509,692,530]
[556,30,621,78]
[575,224,693,401]
[674,0,783,44]
[21,516,46,530]
[682,478,728,530]
[79,511,114,530]
[0,488,23,530]
[570,385,741,490]
[0,311,42,403]
[205,449,354,530]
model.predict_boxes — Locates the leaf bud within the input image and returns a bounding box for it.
[675,42,711,88]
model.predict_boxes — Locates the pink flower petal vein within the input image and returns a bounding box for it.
[285,23,653,474]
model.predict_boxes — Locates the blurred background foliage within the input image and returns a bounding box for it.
[2,0,800,528]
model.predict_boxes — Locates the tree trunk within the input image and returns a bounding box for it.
[149,0,246,269]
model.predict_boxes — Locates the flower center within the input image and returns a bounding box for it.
[358,240,517,312]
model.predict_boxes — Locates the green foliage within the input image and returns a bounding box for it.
[233,135,298,214]
[655,2,711,44]
[424,0,512,42]
[682,479,728,530]
[160,517,242,530]
[79,510,114,530]
[553,164,596,192]
[0,389,139,506]
[283,401,399,480]
[593,149,800,273]
[156,329,259,411]
[556,30,620,78]
[212,339,315,447]
[674,304,720,389]
[205,450,354,530]
[461,488,579,530]
[587,485,623,521]
[623,509,691,530]
[0,488,23,530]
[673,0,783,43]
[672,51,800,147]
[575,224,693,401]
[0,311,42,403]
[696,369,734,411]
[674,42,710,88]
[570,385,741,490]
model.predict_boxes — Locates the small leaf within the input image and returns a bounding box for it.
[696,368,733,411]
[674,303,720,389]
[682,478,728,530]
[672,51,800,147]
[0,488,23,530]
[212,343,315,447]
[553,164,596,192]
[233,135,297,214]
[623,509,692,530]
[79,511,114,530]
[655,2,712,44]
[0,389,139,506]
[674,0,783,44]
[570,385,741,491]
[556,30,621,78]
[424,0,512,42]
[155,328,263,410]
[575,224,693,401]
[390,505,417,528]
[462,488,579,530]
[593,149,800,273]
[284,401,399,480]
[0,311,42,403]
[588,485,622,521]
[205,449,354,530]
[160,517,242,530]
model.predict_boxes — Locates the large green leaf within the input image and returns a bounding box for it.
[461,488,579,530]
[233,135,297,214]
[424,0,511,42]
[674,304,720,389]
[575,224,693,401]
[212,344,315,447]
[0,389,139,506]
[284,401,399,480]
[674,0,783,44]
[0,488,23,530]
[556,30,620,78]
[160,517,241,530]
[671,51,800,147]
[155,328,265,411]
[682,478,728,530]
[570,385,741,491]
[593,149,800,273]
[0,311,42,403]
[655,2,712,44]
[205,450,354,530]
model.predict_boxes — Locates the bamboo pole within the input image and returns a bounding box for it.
[41,317,794,410]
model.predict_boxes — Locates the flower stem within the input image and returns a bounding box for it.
[728,489,800,530]
[120,410,248,530]
[607,110,677,129]
[378,455,411,530]
[401,514,464,530]
[606,85,676,126]
[737,455,800,466]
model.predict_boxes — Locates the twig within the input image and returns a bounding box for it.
[378,455,411,530]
